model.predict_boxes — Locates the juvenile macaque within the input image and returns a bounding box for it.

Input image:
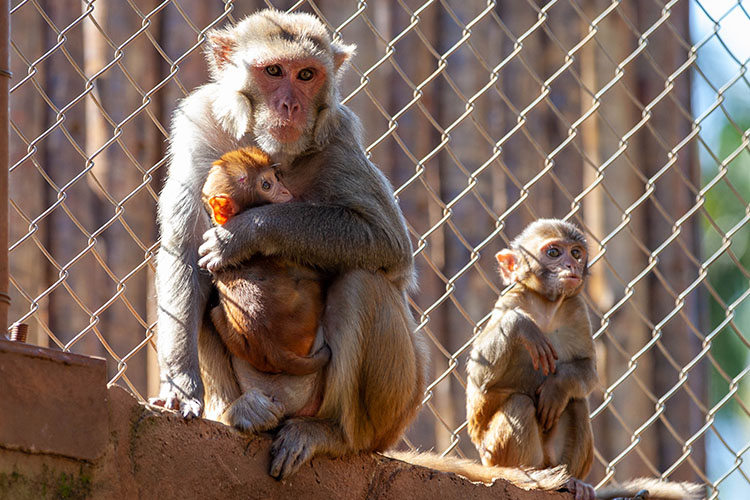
[467,219,701,500]
[201,146,330,376]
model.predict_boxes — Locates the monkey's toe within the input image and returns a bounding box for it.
[269,424,313,480]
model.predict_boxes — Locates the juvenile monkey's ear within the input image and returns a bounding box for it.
[205,30,236,76]
[208,195,237,225]
[332,41,356,73]
[495,249,518,284]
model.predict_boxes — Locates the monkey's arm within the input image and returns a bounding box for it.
[499,307,558,376]
[199,200,413,280]
[152,87,241,416]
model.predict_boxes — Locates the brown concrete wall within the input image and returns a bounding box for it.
[0,339,570,500]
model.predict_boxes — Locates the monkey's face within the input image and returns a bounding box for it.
[250,58,328,150]
[532,238,588,300]
[255,167,292,205]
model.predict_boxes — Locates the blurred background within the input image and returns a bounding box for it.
[6,1,749,497]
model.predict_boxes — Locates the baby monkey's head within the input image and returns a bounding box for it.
[202,146,292,225]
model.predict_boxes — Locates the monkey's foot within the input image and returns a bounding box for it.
[226,389,284,433]
[566,478,596,500]
[149,394,203,419]
[270,419,317,480]
[269,418,343,480]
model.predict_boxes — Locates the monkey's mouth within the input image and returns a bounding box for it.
[560,275,581,285]
[268,124,303,143]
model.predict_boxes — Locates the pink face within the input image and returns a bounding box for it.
[252,58,328,143]
[538,238,587,292]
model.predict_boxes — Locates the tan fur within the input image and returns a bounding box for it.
[466,219,702,499]
[157,11,571,489]
[201,147,328,377]
[386,450,568,491]
[467,220,597,490]
[596,478,702,500]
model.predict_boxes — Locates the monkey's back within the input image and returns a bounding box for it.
[212,255,327,373]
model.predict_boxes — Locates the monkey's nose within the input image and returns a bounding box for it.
[283,101,301,119]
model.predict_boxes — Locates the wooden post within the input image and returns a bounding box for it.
[0,0,10,332]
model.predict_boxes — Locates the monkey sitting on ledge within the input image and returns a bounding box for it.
[466,219,701,500]
[201,146,331,378]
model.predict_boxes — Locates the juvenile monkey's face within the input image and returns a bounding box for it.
[534,237,588,298]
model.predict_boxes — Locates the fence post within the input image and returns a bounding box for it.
[0,0,10,332]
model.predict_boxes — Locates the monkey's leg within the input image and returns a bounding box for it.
[556,398,594,479]
[479,393,544,469]
[269,269,426,479]
[153,243,213,417]
[198,314,242,422]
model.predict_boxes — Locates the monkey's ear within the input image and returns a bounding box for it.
[205,30,236,76]
[208,195,237,225]
[495,249,518,283]
[332,42,356,73]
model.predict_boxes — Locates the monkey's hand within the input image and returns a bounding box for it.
[199,224,244,272]
[536,377,568,431]
[149,392,203,419]
[519,330,558,376]
[224,389,285,433]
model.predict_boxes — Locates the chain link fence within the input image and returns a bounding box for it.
[7,0,750,498]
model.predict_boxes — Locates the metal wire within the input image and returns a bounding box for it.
[8,1,750,497]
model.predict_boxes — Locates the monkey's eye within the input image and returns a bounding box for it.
[571,248,583,260]
[261,179,272,191]
[298,68,314,81]
[265,65,282,77]
[546,247,561,258]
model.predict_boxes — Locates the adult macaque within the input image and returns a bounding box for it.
[152,9,573,490]
[467,219,700,500]
[202,146,330,376]
[152,8,429,481]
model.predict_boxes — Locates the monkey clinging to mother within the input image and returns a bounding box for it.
[151,9,428,479]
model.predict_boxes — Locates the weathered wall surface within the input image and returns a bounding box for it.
[0,339,570,500]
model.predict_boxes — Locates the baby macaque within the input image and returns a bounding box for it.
[467,219,598,499]
[201,147,330,377]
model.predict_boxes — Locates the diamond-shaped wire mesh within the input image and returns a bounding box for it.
[7,1,750,497]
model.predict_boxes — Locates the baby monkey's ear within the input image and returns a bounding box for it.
[208,194,237,225]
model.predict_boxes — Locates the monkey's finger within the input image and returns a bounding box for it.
[539,348,553,376]
[541,343,557,374]
[524,343,541,371]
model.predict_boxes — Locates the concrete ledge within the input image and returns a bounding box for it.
[0,340,571,500]
[0,339,108,461]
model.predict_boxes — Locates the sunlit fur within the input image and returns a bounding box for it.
[467,219,700,499]
[468,219,597,493]
[155,9,574,488]
[201,146,329,377]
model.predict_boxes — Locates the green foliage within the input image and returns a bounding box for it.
[703,116,750,410]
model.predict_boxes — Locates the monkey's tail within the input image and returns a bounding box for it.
[384,450,569,491]
[595,478,702,500]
